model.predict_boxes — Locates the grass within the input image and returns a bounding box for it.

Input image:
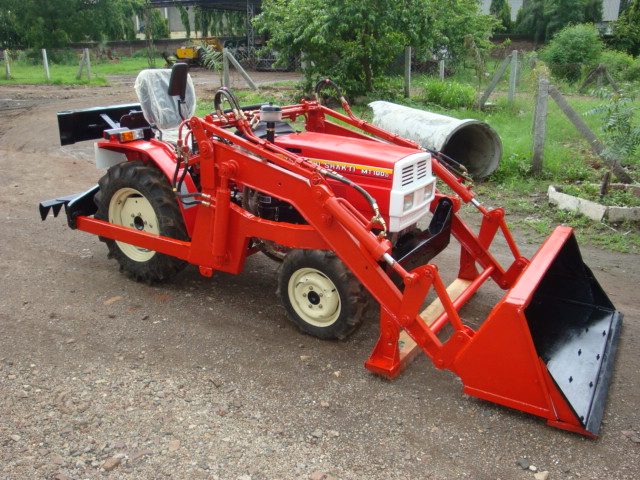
[473,182,640,253]
[0,55,161,85]
[559,183,640,207]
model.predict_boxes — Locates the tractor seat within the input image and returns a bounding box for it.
[134,68,196,142]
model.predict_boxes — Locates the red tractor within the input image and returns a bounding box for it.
[42,64,622,437]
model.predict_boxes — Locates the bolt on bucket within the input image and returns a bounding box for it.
[369,101,502,180]
[452,226,622,437]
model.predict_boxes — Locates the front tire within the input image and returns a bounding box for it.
[94,161,188,283]
[277,249,370,340]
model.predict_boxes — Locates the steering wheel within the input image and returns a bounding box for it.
[214,87,243,123]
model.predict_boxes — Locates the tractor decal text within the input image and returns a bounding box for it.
[310,159,392,179]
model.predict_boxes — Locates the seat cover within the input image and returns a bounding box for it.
[134,68,196,131]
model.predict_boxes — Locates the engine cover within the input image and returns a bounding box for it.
[275,132,436,232]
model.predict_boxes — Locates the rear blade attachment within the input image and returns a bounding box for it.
[39,193,82,221]
[454,227,622,437]
[39,185,99,228]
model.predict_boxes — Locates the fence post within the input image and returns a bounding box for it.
[603,68,620,93]
[531,76,549,175]
[439,59,445,81]
[404,46,411,98]
[223,48,230,87]
[548,85,633,184]
[225,48,258,91]
[4,50,11,80]
[76,50,86,80]
[42,49,50,82]
[84,48,91,80]
[508,50,518,104]
[476,53,511,109]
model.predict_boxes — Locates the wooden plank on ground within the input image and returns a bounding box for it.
[398,278,473,367]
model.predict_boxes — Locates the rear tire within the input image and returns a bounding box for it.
[94,161,188,283]
[277,249,370,340]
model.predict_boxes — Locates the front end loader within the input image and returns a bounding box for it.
[40,65,622,437]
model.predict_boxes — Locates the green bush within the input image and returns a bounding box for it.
[420,78,476,109]
[586,87,640,164]
[539,23,604,82]
[624,56,640,82]
[599,49,635,80]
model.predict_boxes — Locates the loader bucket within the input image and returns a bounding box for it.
[453,226,622,437]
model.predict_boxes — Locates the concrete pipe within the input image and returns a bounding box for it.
[369,101,502,180]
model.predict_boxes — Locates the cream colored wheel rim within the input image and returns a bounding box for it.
[109,187,159,262]
[288,267,341,327]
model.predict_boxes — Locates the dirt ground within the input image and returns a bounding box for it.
[0,72,639,480]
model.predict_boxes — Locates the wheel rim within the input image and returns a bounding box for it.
[108,187,159,262]
[287,267,341,327]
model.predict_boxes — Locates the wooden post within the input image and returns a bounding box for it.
[439,59,445,81]
[4,50,11,80]
[84,48,91,80]
[531,76,549,175]
[76,49,86,80]
[548,85,633,184]
[223,48,230,87]
[508,50,518,104]
[42,49,50,82]
[476,53,511,108]
[404,46,411,98]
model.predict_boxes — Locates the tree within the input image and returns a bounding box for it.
[490,0,512,32]
[0,7,21,49]
[144,7,170,41]
[514,0,603,46]
[545,0,590,40]
[0,0,146,49]
[539,23,603,81]
[178,5,191,38]
[610,0,640,56]
[514,0,546,48]
[583,0,603,23]
[253,0,496,97]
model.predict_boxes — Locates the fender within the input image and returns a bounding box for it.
[96,139,199,236]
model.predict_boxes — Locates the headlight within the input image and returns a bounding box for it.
[403,193,414,212]
[424,183,434,200]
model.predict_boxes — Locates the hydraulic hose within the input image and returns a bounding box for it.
[319,166,388,235]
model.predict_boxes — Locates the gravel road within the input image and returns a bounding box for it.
[1,72,638,480]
